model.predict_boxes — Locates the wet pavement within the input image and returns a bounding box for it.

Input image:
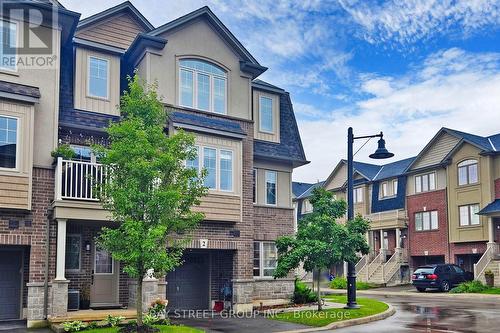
[329,294,500,333]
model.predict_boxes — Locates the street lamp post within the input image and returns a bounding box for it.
[345,127,394,309]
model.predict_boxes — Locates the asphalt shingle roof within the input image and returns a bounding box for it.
[292,182,314,198]
[0,81,40,99]
[478,199,500,215]
[297,181,325,199]
[169,111,245,135]
[444,128,499,153]
[254,91,308,167]
[373,157,417,181]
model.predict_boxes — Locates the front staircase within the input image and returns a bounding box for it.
[357,248,408,286]
[475,243,500,287]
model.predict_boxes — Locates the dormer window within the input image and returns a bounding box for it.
[458,159,478,185]
[88,56,109,99]
[179,59,227,114]
[259,96,273,133]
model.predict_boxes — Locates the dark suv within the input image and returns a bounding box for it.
[411,264,473,292]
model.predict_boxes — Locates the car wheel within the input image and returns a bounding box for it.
[416,287,426,292]
[440,280,450,292]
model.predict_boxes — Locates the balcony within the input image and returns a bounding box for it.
[52,158,110,221]
[366,209,408,230]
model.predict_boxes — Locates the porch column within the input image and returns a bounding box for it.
[379,229,385,250]
[488,217,495,244]
[55,219,67,281]
[395,228,401,249]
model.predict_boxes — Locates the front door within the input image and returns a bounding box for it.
[91,245,119,307]
[0,249,22,320]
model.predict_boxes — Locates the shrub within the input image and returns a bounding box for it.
[62,321,86,332]
[450,280,489,293]
[107,315,125,327]
[329,277,377,290]
[87,321,99,329]
[292,279,317,304]
[485,270,494,278]
[51,144,76,160]
[149,299,167,317]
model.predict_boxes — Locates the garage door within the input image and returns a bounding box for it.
[166,252,209,310]
[0,250,22,320]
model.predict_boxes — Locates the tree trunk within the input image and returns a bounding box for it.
[136,276,143,326]
[316,268,322,311]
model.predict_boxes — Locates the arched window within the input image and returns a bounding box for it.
[458,159,478,185]
[179,59,227,114]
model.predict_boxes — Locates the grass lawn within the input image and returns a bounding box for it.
[84,325,204,333]
[271,295,388,327]
[476,288,500,294]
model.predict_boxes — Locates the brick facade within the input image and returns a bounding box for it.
[407,189,450,266]
[0,168,54,316]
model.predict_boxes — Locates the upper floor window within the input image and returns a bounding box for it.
[415,172,435,193]
[393,180,398,195]
[303,199,313,213]
[179,59,227,114]
[88,57,109,99]
[353,187,363,203]
[0,115,17,169]
[187,146,234,192]
[459,204,480,226]
[458,159,478,185]
[415,211,438,231]
[380,179,398,198]
[381,182,388,197]
[259,96,273,133]
[0,19,17,71]
[265,170,277,205]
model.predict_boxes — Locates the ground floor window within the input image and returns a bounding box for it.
[65,234,81,270]
[253,241,277,278]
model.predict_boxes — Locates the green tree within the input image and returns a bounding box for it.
[274,187,370,310]
[94,75,207,327]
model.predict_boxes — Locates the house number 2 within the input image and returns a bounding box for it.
[200,239,208,248]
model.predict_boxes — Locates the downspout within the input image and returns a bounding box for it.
[43,216,50,319]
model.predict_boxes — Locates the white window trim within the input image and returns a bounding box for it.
[258,96,274,134]
[459,204,481,227]
[0,19,19,73]
[415,211,439,231]
[415,172,436,193]
[353,187,363,203]
[253,241,277,279]
[0,114,20,171]
[178,59,227,114]
[265,170,278,206]
[457,159,479,186]
[94,245,114,275]
[87,55,110,100]
[189,145,235,193]
[65,234,82,272]
[219,149,234,192]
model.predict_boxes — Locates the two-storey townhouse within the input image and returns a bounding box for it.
[43,0,308,324]
[0,0,79,324]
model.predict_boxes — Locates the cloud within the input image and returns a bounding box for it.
[339,0,500,46]
[294,48,500,182]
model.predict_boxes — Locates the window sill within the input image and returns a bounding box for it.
[456,183,480,189]
[458,224,482,229]
[253,203,293,210]
[379,195,397,200]
[86,95,110,102]
[0,68,19,76]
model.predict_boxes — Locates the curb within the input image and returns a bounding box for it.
[323,289,500,301]
[278,304,395,333]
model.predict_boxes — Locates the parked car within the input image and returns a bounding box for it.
[411,264,473,292]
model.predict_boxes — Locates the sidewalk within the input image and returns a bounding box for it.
[322,285,500,300]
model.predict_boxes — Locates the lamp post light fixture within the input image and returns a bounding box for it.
[345,127,394,309]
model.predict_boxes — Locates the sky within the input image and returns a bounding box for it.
[59,0,500,183]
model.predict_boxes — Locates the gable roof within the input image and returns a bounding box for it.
[149,6,266,78]
[292,182,314,198]
[252,79,285,94]
[297,181,325,199]
[77,1,154,32]
[373,157,416,181]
